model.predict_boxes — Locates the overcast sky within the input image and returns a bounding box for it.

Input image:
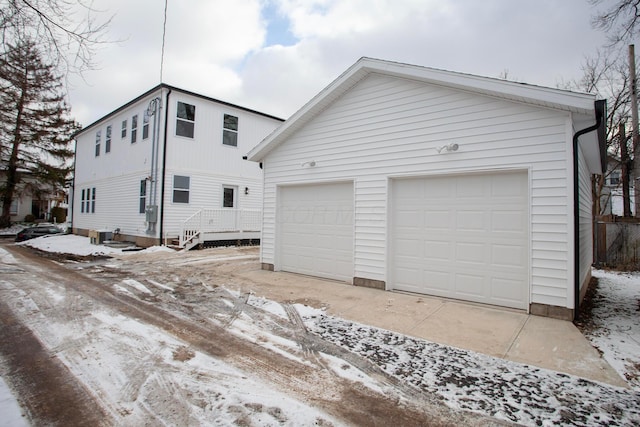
[67,0,622,127]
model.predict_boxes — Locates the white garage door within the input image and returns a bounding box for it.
[391,171,528,309]
[278,182,354,282]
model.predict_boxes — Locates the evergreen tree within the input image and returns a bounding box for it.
[0,39,79,227]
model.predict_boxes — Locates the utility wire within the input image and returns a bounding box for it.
[160,0,168,83]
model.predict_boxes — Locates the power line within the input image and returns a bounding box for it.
[160,0,168,83]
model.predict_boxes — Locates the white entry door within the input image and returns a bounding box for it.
[278,182,354,282]
[391,171,529,309]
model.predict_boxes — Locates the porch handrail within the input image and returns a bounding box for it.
[180,208,261,247]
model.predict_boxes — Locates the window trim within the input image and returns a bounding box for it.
[139,179,147,214]
[105,125,112,153]
[222,185,236,208]
[222,114,238,147]
[142,111,150,140]
[172,175,190,204]
[176,101,196,139]
[95,130,101,156]
[131,114,138,144]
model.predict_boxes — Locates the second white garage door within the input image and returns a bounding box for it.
[278,182,354,282]
[391,171,529,309]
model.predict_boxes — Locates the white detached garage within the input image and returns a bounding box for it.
[248,58,606,320]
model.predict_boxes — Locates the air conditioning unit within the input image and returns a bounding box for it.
[88,229,112,245]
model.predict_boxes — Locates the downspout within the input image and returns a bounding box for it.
[572,100,606,319]
[159,88,172,244]
[70,138,78,231]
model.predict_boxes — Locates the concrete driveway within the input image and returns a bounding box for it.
[237,268,627,388]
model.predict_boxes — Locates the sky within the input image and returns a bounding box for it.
[67,0,622,128]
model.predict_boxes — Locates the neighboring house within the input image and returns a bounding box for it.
[599,155,635,216]
[0,169,67,223]
[72,84,283,247]
[248,58,606,321]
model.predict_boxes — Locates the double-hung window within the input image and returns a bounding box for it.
[81,189,85,213]
[176,102,195,138]
[131,114,138,143]
[172,175,190,203]
[142,111,150,140]
[105,125,112,153]
[91,188,96,213]
[222,114,238,147]
[95,130,101,156]
[121,119,127,138]
[139,180,147,213]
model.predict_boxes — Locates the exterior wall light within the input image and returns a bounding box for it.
[437,143,459,153]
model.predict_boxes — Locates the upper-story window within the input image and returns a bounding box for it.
[222,114,238,147]
[131,114,138,143]
[105,125,112,153]
[142,111,150,140]
[121,119,127,138]
[176,101,195,138]
[95,130,101,157]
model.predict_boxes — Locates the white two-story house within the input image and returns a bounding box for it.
[72,84,283,247]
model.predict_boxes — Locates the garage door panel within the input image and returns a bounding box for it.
[455,274,486,297]
[279,182,354,282]
[456,242,487,264]
[392,172,528,309]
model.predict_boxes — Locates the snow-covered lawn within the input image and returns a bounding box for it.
[584,270,640,391]
[2,233,640,426]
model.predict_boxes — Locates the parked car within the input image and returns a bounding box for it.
[15,225,63,242]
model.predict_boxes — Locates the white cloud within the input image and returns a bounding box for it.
[68,0,612,127]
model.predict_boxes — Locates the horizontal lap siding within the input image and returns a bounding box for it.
[262,74,572,306]
[577,144,594,297]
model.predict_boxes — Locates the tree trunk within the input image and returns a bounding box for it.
[620,124,633,217]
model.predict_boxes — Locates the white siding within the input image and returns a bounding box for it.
[261,74,575,308]
[73,89,165,236]
[73,88,281,241]
[577,142,594,297]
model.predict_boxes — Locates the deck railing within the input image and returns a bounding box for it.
[179,209,261,248]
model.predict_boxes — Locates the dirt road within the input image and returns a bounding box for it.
[0,242,502,426]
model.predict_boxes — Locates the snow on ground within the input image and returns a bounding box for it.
[300,307,640,426]
[15,233,174,256]
[2,234,640,426]
[586,270,640,391]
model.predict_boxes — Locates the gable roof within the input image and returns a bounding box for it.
[75,83,284,138]
[247,57,600,162]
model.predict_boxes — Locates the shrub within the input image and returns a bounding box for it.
[24,214,35,223]
[50,207,66,223]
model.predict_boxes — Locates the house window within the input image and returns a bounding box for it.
[139,179,147,214]
[222,114,238,147]
[142,111,150,140]
[10,199,18,215]
[105,125,112,153]
[95,130,101,156]
[173,175,190,203]
[609,171,621,186]
[121,119,127,138]
[176,102,195,138]
[91,187,96,213]
[223,186,235,208]
[131,114,138,143]
[81,189,85,213]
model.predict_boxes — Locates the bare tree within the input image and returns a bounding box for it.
[569,49,632,215]
[590,0,640,45]
[0,0,112,76]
